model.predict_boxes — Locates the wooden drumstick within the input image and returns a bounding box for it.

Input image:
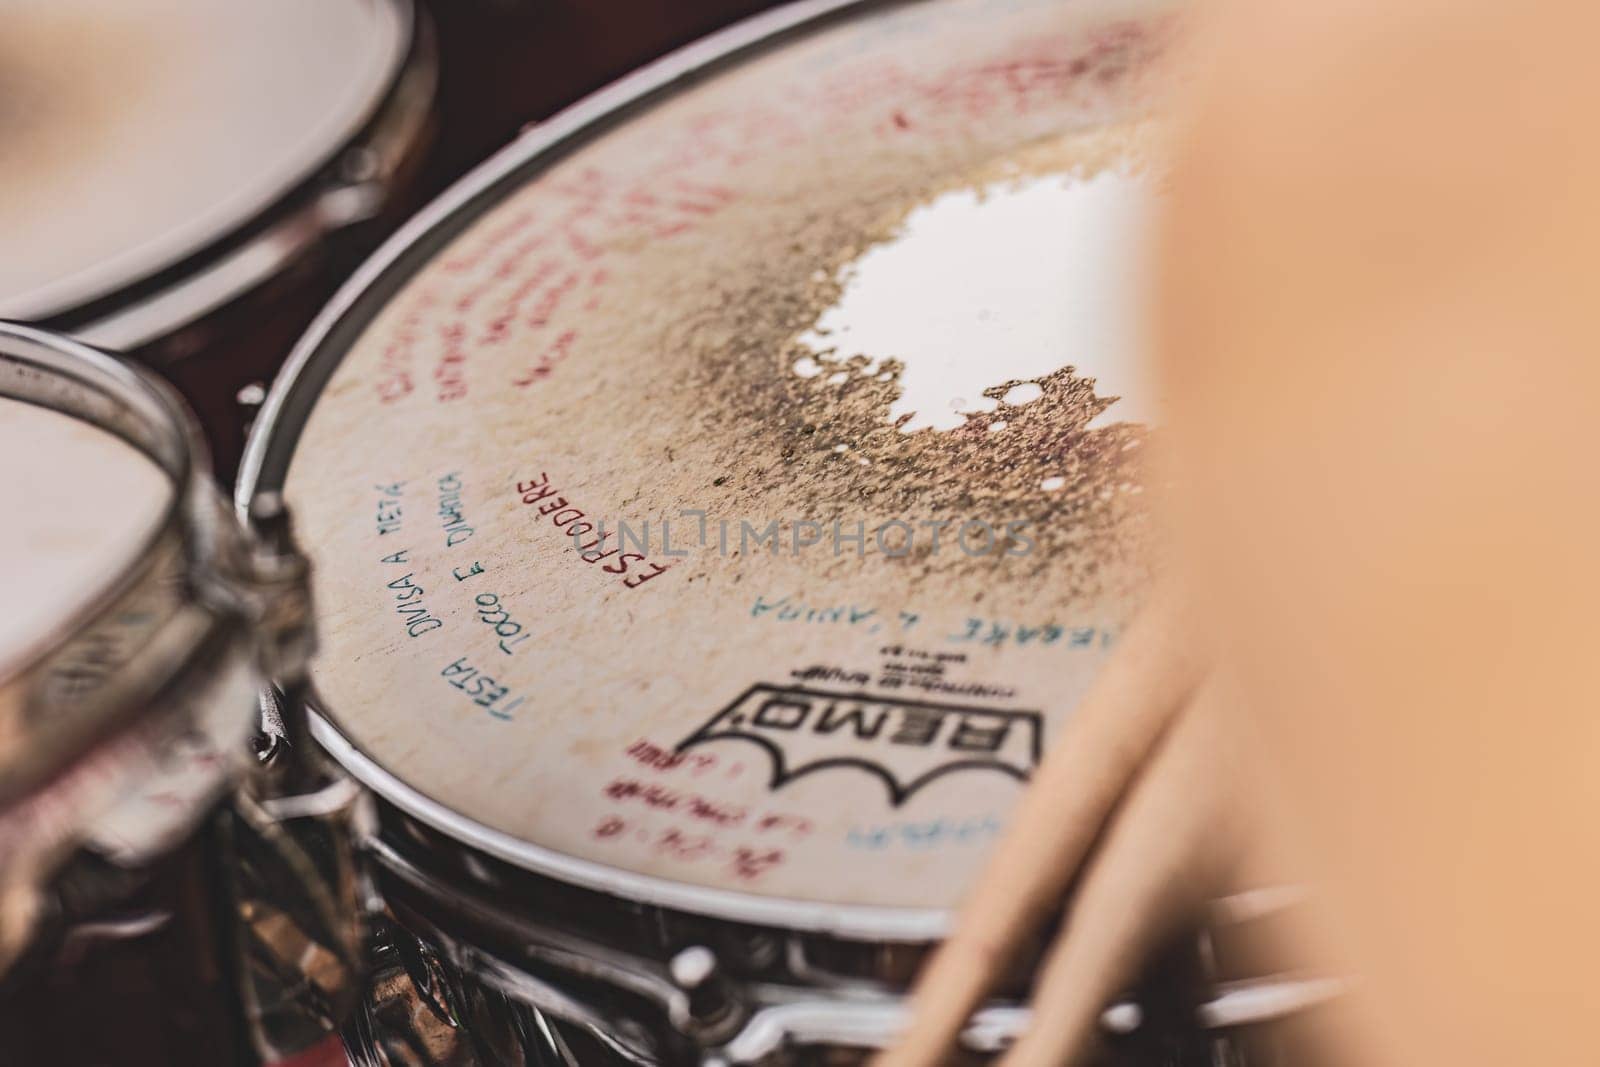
[875,598,1204,1067]
[996,686,1238,1067]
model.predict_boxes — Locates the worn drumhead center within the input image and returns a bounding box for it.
[275,0,1174,928]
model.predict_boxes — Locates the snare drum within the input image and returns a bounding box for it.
[242,0,1277,1062]
[0,323,366,1066]
[0,0,435,472]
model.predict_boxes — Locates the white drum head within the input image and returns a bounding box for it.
[277,0,1174,929]
[0,397,170,676]
[0,0,408,319]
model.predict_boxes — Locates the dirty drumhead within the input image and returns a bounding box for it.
[269,0,1175,923]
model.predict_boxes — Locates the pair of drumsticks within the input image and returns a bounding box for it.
[876,598,1243,1067]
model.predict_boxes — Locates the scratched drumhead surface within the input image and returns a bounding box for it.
[0,0,405,318]
[284,0,1175,917]
[0,397,170,676]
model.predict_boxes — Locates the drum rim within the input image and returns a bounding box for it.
[242,0,1038,943]
[1,0,416,324]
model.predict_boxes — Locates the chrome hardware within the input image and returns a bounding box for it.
[671,946,738,1037]
[1195,976,1345,1031]
[239,491,316,691]
[1100,999,1145,1035]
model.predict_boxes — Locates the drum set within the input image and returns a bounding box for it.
[0,1,1323,1064]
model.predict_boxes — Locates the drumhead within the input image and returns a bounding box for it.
[0,0,410,320]
[0,397,171,677]
[248,0,1175,936]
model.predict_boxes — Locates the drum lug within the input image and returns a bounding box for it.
[240,491,317,688]
[669,945,741,1039]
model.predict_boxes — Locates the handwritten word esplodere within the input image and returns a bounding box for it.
[516,473,674,590]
